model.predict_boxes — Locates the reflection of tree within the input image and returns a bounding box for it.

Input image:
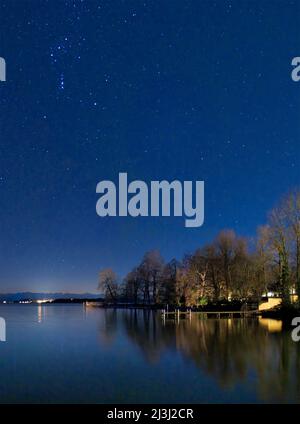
[97,308,118,346]
[256,330,300,403]
[179,318,300,402]
[174,318,299,402]
[175,319,253,388]
[100,310,300,402]
[122,309,175,363]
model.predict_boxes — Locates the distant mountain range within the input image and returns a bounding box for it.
[0,292,101,302]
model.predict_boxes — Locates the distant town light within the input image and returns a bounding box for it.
[36,299,53,304]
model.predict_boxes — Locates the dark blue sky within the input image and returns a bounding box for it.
[0,0,299,292]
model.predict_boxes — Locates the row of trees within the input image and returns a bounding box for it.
[98,190,300,307]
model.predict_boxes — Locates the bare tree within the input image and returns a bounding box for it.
[254,225,273,295]
[214,230,237,300]
[203,244,222,301]
[176,264,198,307]
[160,259,180,305]
[268,205,291,305]
[188,249,209,299]
[98,268,119,303]
[124,267,141,304]
[138,250,164,304]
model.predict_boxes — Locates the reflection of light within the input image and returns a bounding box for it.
[38,304,42,323]
[259,317,282,333]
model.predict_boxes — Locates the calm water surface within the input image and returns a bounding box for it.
[0,304,299,403]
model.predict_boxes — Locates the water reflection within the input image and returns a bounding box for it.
[99,309,300,403]
[259,318,282,333]
[37,304,43,323]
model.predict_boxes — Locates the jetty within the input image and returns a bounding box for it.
[162,309,258,320]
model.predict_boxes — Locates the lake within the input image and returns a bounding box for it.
[0,304,299,403]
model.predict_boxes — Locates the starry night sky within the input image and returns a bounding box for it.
[0,0,299,292]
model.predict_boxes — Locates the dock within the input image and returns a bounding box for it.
[162,309,258,320]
